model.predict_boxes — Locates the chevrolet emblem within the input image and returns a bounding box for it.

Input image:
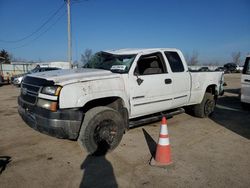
[22,88,27,95]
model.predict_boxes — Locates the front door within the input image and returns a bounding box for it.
[129,52,173,118]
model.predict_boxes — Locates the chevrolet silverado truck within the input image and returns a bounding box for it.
[18,48,224,154]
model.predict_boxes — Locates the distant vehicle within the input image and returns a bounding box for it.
[241,56,250,110]
[11,66,60,86]
[224,63,237,73]
[198,67,210,72]
[215,67,226,72]
[236,65,243,72]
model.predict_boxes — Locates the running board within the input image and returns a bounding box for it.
[129,108,185,128]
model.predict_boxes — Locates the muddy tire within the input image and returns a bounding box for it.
[193,92,215,118]
[241,102,250,111]
[78,106,125,155]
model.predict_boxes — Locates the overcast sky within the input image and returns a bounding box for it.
[0,0,249,64]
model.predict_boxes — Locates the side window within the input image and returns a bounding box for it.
[243,58,250,75]
[135,52,167,75]
[164,51,184,72]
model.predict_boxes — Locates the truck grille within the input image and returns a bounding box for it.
[20,83,40,104]
[19,76,55,105]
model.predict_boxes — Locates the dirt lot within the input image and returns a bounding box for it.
[0,74,250,188]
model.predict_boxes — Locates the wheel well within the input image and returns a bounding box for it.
[82,97,129,129]
[82,97,124,112]
[206,85,217,95]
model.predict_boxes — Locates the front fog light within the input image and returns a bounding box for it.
[37,99,58,112]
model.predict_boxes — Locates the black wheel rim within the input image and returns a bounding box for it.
[93,119,118,147]
[205,100,215,116]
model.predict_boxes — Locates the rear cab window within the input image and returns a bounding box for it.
[164,51,184,72]
[243,57,250,75]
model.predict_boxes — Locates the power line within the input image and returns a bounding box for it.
[0,2,66,43]
[71,0,89,5]
[10,10,67,50]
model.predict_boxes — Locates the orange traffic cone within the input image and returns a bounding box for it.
[150,116,172,167]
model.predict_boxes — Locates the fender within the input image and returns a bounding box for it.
[188,72,222,105]
[59,77,130,110]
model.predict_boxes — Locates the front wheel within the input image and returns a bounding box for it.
[241,102,250,111]
[78,106,125,155]
[193,92,216,118]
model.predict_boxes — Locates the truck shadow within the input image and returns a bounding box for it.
[0,156,11,175]
[80,141,118,188]
[224,88,240,95]
[142,128,157,158]
[211,96,250,139]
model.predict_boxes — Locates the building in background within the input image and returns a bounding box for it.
[0,61,70,84]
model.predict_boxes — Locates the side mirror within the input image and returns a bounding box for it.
[135,72,143,85]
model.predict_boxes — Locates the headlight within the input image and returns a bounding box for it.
[41,86,62,96]
[37,99,58,112]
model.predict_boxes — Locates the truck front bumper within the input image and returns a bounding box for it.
[18,97,83,140]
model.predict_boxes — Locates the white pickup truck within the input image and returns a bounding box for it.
[18,48,224,154]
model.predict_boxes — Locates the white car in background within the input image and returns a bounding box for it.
[11,66,60,86]
[241,55,250,109]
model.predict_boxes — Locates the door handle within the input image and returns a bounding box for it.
[165,78,172,84]
[244,79,250,82]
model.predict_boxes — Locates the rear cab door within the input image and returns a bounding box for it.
[241,56,250,104]
[163,50,191,108]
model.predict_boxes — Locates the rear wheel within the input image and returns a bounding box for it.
[78,106,125,155]
[193,92,215,118]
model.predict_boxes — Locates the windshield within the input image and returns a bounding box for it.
[28,66,40,74]
[84,52,136,73]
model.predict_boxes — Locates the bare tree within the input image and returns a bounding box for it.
[231,51,241,65]
[186,51,199,66]
[81,49,93,66]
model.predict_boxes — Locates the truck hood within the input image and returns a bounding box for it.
[28,68,121,86]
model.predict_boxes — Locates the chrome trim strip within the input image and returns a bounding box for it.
[26,92,37,97]
[132,96,145,100]
[134,98,172,107]
[22,82,41,88]
[38,93,58,101]
[26,90,38,95]
[174,95,188,100]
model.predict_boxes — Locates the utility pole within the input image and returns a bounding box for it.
[67,0,73,68]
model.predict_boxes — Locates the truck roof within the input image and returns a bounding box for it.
[104,48,179,55]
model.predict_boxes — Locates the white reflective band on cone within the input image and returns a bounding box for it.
[160,124,168,135]
[158,137,170,146]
